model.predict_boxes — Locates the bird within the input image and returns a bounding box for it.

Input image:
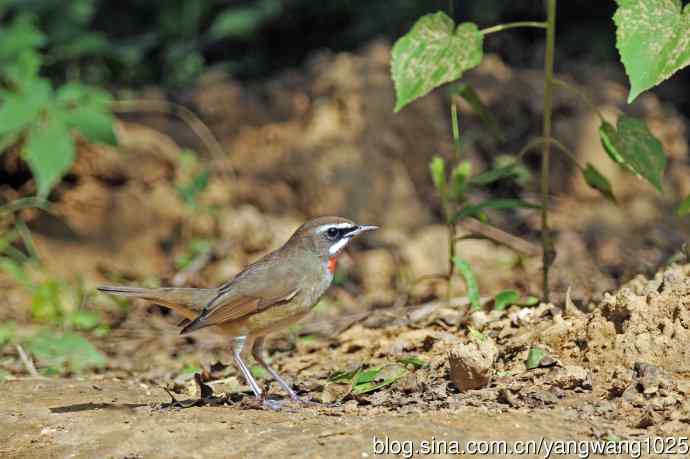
[98,216,378,409]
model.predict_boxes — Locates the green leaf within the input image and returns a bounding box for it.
[31,280,63,323]
[23,115,75,196]
[494,290,520,311]
[355,368,381,385]
[0,78,52,139]
[455,198,540,221]
[396,356,427,369]
[613,0,690,102]
[391,13,483,112]
[453,257,480,310]
[526,346,546,370]
[351,364,407,395]
[429,155,447,195]
[450,161,471,199]
[250,365,268,379]
[0,14,45,86]
[598,116,666,191]
[66,310,101,331]
[469,164,518,187]
[208,0,281,40]
[56,83,116,145]
[678,194,690,217]
[24,330,107,373]
[177,170,210,206]
[521,296,540,307]
[448,83,505,142]
[583,163,616,203]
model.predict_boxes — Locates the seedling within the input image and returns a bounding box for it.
[391,0,684,301]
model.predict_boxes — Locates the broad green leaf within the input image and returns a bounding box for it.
[0,78,52,139]
[351,364,407,395]
[526,346,546,370]
[0,14,46,57]
[429,155,447,195]
[355,368,381,385]
[448,83,504,142]
[455,198,540,221]
[453,257,480,310]
[598,116,666,191]
[494,290,520,311]
[56,83,116,145]
[469,164,518,187]
[678,194,690,217]
[0,15,45,85]
[450,161,471,199]
[23,116,75,196]
[392,13,483,112]
[583,163,616,203]
[24,330,106,373]
[613,0,690,102]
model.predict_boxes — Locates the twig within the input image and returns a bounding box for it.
[111,99,233,176]
[481,21,547,35]
[459,219,541,257]
[15,344,43,378]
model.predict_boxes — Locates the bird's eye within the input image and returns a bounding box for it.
[326,227,339,240]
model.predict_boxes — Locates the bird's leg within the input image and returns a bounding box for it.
[251,337,316,406]
[231,336,280,410]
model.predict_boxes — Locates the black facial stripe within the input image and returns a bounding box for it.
[338,226,358,237]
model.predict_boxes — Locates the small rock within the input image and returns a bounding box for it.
[448,338,498,392]
[550,365,592,390]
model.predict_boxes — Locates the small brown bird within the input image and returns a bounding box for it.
[98,216,377,409]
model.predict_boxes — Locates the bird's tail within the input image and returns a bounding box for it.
[97,285,216,321]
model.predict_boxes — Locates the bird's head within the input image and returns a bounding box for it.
[290,216,378,262]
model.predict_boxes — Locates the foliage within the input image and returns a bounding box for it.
[0,14,117,197]
[327,363,409,397]
[391,12,483,112]
[24,330,107,374]
[391,0,681,299]
[526,346,547,370]
[613,0,690,103]
[452,258,480,310]
[598,116,666,192]
[493,290,520,311]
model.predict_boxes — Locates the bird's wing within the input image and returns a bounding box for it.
[180,258,300,333]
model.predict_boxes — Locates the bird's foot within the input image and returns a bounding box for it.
[261,398,283,411]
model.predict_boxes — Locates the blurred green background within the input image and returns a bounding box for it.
[0,0,623,87]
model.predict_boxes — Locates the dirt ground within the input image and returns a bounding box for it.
[0,379,603,459]
[1,44,690,458]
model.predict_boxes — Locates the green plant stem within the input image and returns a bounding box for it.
[481,21,547,35]
[552,78,605,122]
[517,136,582,170]
[451,102,461,156]
[541,0,557,302]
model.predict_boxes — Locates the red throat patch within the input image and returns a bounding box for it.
[327,257,338,274]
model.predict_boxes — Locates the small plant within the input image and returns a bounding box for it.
[391,0,687,301]
[0,14,117,197]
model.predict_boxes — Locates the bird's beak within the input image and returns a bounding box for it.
[353,224,378,235]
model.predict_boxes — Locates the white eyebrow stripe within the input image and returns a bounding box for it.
[316,223,356,233]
